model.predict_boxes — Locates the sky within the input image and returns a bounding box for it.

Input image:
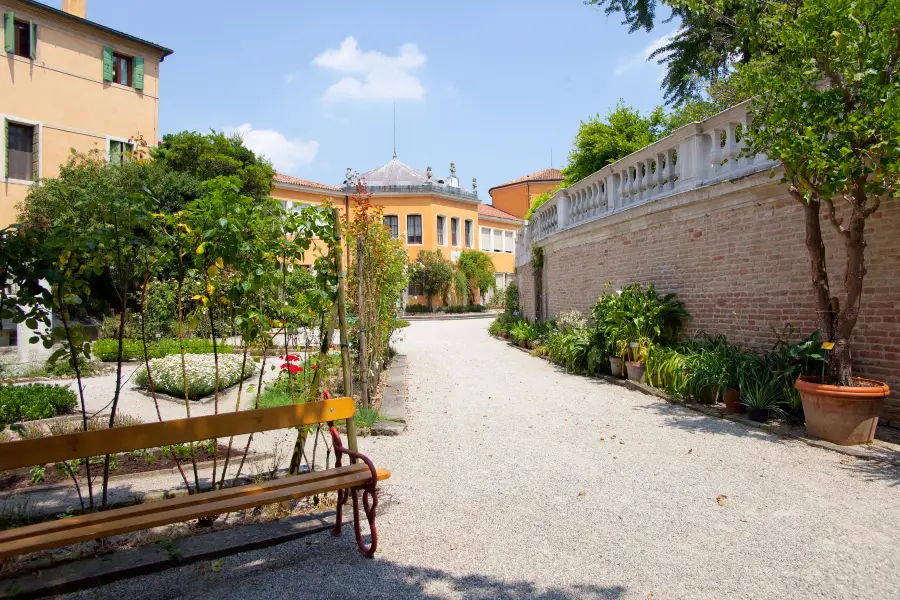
[58,0,677,200]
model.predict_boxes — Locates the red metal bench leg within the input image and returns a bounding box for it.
[350,483,379,558]
[332,487,350,538]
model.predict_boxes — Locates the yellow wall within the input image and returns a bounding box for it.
[1,0,166,226]
[271,183,521,306]
[489,180,561,219]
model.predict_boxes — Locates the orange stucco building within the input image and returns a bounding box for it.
[488,168,563,220]
[1,0,172,226]
[270,156,522,306]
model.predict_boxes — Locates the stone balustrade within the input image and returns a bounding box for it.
[524,101,775,247]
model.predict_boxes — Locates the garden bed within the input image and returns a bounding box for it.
[0,442,245,492]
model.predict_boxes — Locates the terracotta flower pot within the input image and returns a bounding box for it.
[625,361,646,382]
[519,340,529,348]
[697,385,719,405]
[609,356,625,378]
[795,376,889,445]
[723,388,745,414]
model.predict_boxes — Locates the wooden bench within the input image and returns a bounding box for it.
[0,397,389,559]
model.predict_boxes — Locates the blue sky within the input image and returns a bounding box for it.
[64,0,676,199]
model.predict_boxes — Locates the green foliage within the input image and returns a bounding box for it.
[92,338,232,362]
[0,384,77,425]
[441,305,486,314]
[456,250,495,305]
[405,304,431,314]
[509,321,537,346]
[562,101,665,185]
[411,250,452,309]
[546,326,600,375]
[45,354,104,378]
[524,184,564,220]
[30,465,46,484]
[503,281,519,316]
[738,356,784,411]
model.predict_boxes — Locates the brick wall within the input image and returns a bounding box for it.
[519,187,900,425]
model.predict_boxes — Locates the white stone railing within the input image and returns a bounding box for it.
[526,101,775,244]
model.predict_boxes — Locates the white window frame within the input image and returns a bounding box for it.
[504,230,514,253]
[493,229,503,252]
[2,115,42,185]
[105,135,134,164]
[436,214,447,246]
[464,219,474,248]
[406,213,424,246]
[479,226,491,251]
[450,216,460,248]
[383,213,399,239]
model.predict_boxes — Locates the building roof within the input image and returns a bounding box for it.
[16,0,174,58]
[488,168,564,193]
[360,157,431,187]
[273,173,340,192]
[477,203,522,223]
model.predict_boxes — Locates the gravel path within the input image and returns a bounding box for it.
[66,320,900,600]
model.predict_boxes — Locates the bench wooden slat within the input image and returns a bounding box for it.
[0,398,356,471]
[0,464,378,545]
[0,467,391,559]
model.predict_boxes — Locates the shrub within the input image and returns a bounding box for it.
[509,321,536,345]
[503,282,519,315]
[555,310,588,332]
[405,304,431,314]
[45,354,105,377]
[135,354,255,400]
[0,384,77,425]
[93,338,232,362]
[546,327,601,375]
[444,305,486,314]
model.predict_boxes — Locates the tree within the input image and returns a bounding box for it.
[412,250,452,310]
[586,0,763,105]
[457,250,495,305]
[735,0,899,384]
[563,102,664,185]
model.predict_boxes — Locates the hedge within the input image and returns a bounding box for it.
[92,338,232,362]
[0,384,77,425]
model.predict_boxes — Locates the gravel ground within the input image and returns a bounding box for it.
[63,319,900,600]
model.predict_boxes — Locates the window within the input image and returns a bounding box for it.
[4,13,36,59]
[464,219,473,248]
[102,46,144,90]
[408,279,424,296]
[493,229,503,252]
[451,217,460,247]
[504,231,514,253]
[108,139,134,165]
[112,53,131,86]
[436,215,446,245]
[480,227,491,251]
[6,122,35,181]
[407,215,423,245]
[383,215,399,239]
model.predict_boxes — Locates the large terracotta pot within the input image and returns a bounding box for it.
[625,361,646,382]
[795,376,889,445]
[723,388,745,414]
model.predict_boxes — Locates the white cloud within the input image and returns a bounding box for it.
[613,30,677,77]
[311,36,427,102]
[228,124,319,173]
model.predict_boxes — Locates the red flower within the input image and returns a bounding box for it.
[311,364,318,370]
[285,354,300,362]
[287,364,303,374]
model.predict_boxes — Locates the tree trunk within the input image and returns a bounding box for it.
[801,197,835,341]
[830,201,868,386]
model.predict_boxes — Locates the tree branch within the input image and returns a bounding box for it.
[822,196,850,237]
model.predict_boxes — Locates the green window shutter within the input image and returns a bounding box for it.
[3,12,13,54]
[31,125,39,181]
[132,56,144,90]
[102,46,114,81]
[29,20,36,60]
[109,140,121,164]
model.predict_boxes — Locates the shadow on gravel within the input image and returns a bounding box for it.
[842,459,900,487]
[629,399,791,445]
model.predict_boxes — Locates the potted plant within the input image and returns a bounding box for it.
[739,358,783,423]
[735,2,896,444]
[609,338,627,378]
[625,338,649,382]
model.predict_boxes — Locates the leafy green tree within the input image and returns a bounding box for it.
[735,0,900,384]
[586,0,762,105]
[457,250,495,305]
[563,102,664,185]
[412,250,452,310]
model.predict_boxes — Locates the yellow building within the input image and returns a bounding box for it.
[488,167,564,220]
[270,156,522,306]
[1,0,172,226]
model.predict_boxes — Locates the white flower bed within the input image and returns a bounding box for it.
[135,354,256,400]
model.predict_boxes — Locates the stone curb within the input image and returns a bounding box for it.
[372,354,407,436]
[0,510,338,599]
[403,311,497,321]
[498,335,900,465]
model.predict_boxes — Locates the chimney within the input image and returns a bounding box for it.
[62,0,86,19]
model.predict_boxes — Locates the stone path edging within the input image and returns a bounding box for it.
[371,354,407,436]
[501,337,900,465]
[403,311,497,321]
